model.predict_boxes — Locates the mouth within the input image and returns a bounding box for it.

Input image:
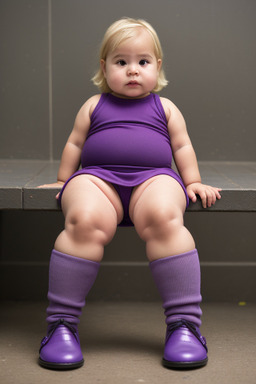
[127,81,140,86]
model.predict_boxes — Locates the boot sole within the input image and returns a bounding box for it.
[163,357,208,369]
[39,357,84,370]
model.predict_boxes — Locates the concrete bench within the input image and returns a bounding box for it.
[0,159,256,302]
[0,159,256,212]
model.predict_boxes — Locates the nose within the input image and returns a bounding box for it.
[127,65,139,76]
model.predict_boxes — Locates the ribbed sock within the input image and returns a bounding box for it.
[46,249,100,325]
[149,249,202,327]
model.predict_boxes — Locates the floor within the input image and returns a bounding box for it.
[1,301,255,384]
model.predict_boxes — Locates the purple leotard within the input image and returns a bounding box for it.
[59,93,189,226]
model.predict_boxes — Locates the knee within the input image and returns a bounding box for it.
[135,204,184,242]
[65,208,116,245]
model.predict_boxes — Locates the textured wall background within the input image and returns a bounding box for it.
[1,0,256,160]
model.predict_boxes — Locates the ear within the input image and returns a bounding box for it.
[157,59,162,72]
[101,59,107,77]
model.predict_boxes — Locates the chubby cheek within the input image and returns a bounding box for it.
[106,71,123,90]
[144,74,157,90]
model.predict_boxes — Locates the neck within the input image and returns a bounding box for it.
[110,92,151,99]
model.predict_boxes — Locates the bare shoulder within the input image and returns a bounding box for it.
[78,94,101,118]
[160,96,185,125]
[72,94,101,134]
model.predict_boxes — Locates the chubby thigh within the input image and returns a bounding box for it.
[129,175,194,260]
[61,174,123,221]
[54,175,124,261]
[129,174,187,224]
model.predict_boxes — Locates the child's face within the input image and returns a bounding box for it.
[101,29,162,99]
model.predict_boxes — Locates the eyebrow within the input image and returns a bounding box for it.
[112,53,154,60]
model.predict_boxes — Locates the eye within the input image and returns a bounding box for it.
[139,59,149,66]
[117,60,126,66]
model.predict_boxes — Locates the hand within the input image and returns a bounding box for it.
[37,181,64,199]
[186,182,222,208]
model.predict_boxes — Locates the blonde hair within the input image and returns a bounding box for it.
[92,17,168,93]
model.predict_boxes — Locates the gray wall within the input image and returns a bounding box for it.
[1,0,256,160]
[1,0,256,301]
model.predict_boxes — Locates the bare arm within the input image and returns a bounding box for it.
[161,97,221,208]
[38,94,101,190]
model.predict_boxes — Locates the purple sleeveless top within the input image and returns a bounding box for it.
[59,93,189,213]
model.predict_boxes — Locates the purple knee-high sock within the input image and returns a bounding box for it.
[149,249,202,327]
[46,249,100,325]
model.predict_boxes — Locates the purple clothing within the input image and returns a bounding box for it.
[149,249,202,327]
[59,93,189,226]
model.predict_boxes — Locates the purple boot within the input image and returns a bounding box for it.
[39,319,84,370]
[149,249,208,369]
[39,250,100,370]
